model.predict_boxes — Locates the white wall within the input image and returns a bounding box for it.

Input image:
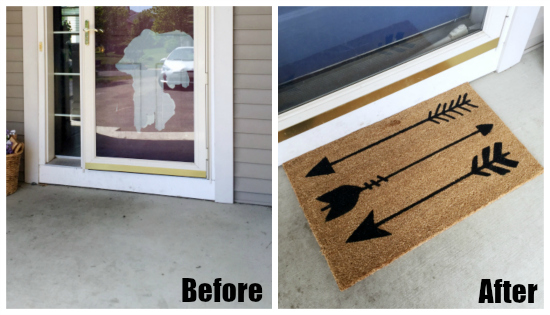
[526,6,543,50]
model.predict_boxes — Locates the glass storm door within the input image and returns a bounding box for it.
[81,6,207,177]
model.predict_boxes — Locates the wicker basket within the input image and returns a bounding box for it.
[6,142,24,196]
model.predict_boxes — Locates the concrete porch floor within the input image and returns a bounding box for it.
[7,184,272,308]
[278,46,544,308]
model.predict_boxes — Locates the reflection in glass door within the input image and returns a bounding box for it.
[278,6,488,112]
[94,6,196,163]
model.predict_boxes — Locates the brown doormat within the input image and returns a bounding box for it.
[283,83,543,291]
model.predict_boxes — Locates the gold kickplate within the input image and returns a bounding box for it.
[278,38,500,142]
[85,163,207,178]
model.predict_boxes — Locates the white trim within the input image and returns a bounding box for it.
[22,6,40,183]
[496,6,541,72]
[80,6,92,170]
[193,6,208,171]
[45,7,55,163]
[482,6,511,38]
[38,164,215,200]
[211,6,234,203]
[278,7,508,131]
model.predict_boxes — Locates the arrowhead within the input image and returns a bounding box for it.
[471,155,490,176]
[493,142,519,168]
[346,211,392,243]
[476,124,493,136]
[306,157,335,177]
[317,185,364,221]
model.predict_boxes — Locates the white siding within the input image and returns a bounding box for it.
[6,6,25,177]
[233,7,272,206]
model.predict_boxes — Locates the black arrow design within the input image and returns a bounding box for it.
[306,93,479,177]
[346,142,519,243]
[318,124,493,221]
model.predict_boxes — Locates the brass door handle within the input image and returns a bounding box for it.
[83,20,103,45]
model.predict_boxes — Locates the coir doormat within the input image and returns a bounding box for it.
[283,83,543,291]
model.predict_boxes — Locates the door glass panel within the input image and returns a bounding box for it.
[54,76,81,156]
[94,6,195,162]
[53,6,81,157]
[54,34,80,73]
[278,6,488,113]
[53,6,80,32]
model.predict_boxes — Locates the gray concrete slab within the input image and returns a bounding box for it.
[7,184,272,308]
[278,47,543,308]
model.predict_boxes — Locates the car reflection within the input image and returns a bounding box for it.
[158,46,194,90]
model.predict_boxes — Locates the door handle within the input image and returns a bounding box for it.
[83,20,103,45]
[83,28,103,32]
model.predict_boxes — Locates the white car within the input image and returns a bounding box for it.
[158,47,194,90]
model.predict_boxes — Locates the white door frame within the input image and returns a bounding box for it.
[23,6,234,203]
[277,6,540,165]
[80,6,208,176]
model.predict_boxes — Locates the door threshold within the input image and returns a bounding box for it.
[47,156,82,167]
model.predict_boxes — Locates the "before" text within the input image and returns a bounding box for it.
[182,278,262,303]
